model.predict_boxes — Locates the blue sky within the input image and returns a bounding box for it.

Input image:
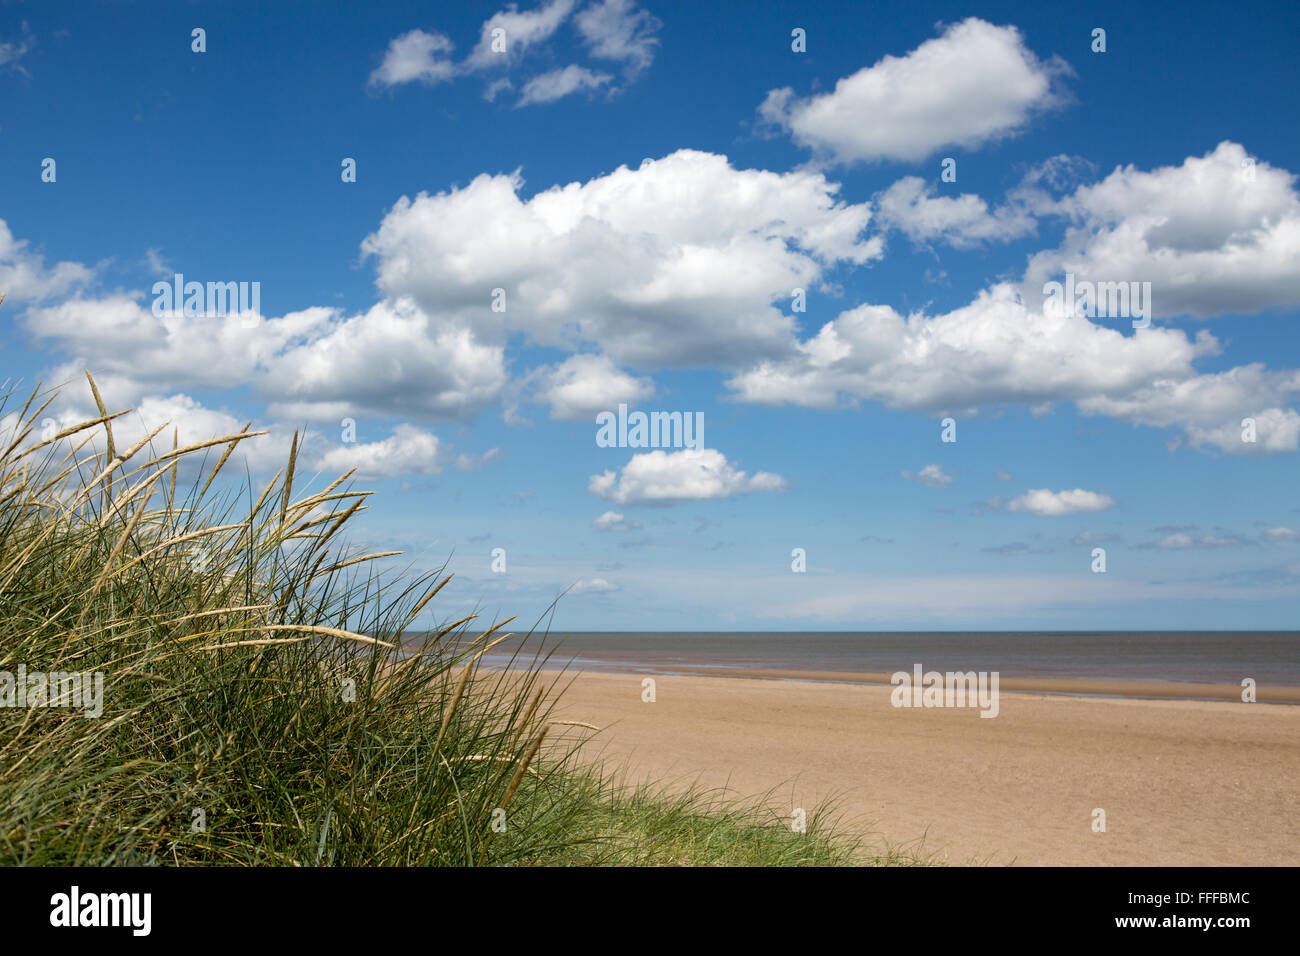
[2,0,1299,631]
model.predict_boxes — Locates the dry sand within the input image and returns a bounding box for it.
[547,669,1300,866]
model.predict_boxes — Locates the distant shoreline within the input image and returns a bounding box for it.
[477,656,1300,703]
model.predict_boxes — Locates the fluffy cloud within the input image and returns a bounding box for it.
[368,30,456,88]
[759,18,1065,164]
[26,295,325,389]
[531,353,653,420]
[875,176,1036,248]
[26,296,507,425]
[464,0,576,70]
[0,219,94,303]
[592,510,641,531]
[12,364,488,485]
[727,283,1215,412]
[576,0,660,76]
[725,272,1300,455]
[8,366,296,477]
[1181,410,1300,456]
[518,64,612,105]
[1023,142,1300,319]
[589,448,787,505]
[261,299,506,422]
[902,463,953,488]
[315,424,443,479]
[361,149,880,368]
[1075,364,1300,456]
[992,488,1116,517]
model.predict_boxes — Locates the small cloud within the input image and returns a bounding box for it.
[368,29,457,89]
[980,488,1115,517]
[589,448,786,506]
[1261,526,1299,543]
[572,577,617,593]
[902,463,953,488]
[517,64,612,106]
[592,510,641,532]
[995,469,1014,481]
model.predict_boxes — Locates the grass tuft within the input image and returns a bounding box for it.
[0,378,923,866]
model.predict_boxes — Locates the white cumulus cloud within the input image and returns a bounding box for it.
[360,149,880,368]
[1023,141,1300,320]
[531,353,653,420]
[316,424,444,479]
[875,176,1036,248]
[0,219,95,303]
[1000,488,1116,517]
[726,283,1216,413]
[589,448,787,505]
[759,18,1065,164]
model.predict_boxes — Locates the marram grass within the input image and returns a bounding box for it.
[0,376,923,867]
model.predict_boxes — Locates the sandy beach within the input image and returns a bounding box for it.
[549,670,1300,866]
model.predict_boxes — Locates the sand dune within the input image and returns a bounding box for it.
[551,670,1300,865]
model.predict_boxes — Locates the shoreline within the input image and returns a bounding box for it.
[480,656,1300,703]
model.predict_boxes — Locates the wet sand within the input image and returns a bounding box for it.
[537,663,1300,703]
[548,669,1300,865]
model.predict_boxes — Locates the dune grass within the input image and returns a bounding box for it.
[0,376,919,866]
